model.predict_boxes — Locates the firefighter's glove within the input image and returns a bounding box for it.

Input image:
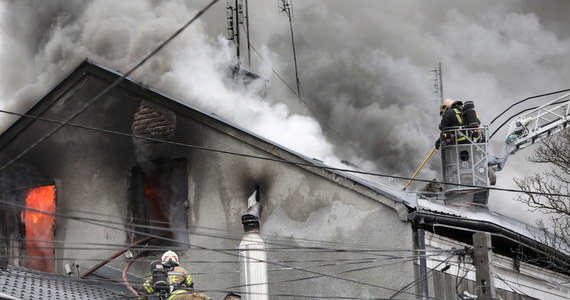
[435,138,441,150]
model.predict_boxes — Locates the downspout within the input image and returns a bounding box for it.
[414,218,429,300]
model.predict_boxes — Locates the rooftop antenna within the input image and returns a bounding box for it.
[278,0,301,99]
[245,0,251,68]
[226,0,245,67]
[431,62,444,104]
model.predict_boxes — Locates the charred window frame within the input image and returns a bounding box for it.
[0,185,56,273]
[128,158,189,252]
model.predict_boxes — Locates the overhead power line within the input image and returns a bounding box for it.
[1,199,457,257]
[489,88,570,127]
[488,88,570,140]
[489,98,570,140]
[0,108,567,198]
[2,198,455,300]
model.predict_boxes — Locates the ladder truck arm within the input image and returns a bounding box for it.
[489,92,570,171]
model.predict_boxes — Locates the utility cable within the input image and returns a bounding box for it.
[388,252,456,299]
[488,99,569,140]
[493,272,533,299]
[0,0,219,174]
[0,108,566,198]
[221,256,445,300]
[454,254,474,299]
[2,200,444,299]
[5,244,444,265]
[3,198,461,257]
[5,200,461,300]
[4,198,457,262]
[489,88,570,127]
[121,288,433,300]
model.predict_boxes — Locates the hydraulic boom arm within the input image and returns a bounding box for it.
[489,92,570,171]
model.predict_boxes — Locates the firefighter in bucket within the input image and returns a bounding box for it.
[435,98,481,149]
[139,250,209,300]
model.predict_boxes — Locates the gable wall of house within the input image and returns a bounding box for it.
[0,67,416,299]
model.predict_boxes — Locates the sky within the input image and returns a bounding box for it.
[1,0,569,223]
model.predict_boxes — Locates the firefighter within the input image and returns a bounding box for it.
[140,250,209,300]
[435,98,465,149]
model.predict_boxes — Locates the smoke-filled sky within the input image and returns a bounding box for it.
[1,0,569,223]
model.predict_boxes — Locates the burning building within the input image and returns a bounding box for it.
[0,60,569,299]
[0,60,417,299]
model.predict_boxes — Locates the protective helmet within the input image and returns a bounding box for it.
[161,250,179,266]
[440,98,456,116]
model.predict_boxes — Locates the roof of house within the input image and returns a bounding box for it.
[0,266,129,300]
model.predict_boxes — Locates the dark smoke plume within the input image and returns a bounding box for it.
[2,0,570,221]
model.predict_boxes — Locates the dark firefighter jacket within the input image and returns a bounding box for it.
[438,106,468,146]
[140,266,193,299]
[439,107,463,130]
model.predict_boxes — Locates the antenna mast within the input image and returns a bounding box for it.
[278,0,301,99]
[226,0,245,66]
[245,0,251,68]
[431,62,443,103]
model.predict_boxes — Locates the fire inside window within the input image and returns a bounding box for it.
[21,185,56,273]
[129,159,188,248]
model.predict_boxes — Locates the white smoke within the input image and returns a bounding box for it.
[0,1,338,163]
[2,0,570,224]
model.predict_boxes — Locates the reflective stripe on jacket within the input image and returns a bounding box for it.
[140,266,193,295]
[440,107,467,142]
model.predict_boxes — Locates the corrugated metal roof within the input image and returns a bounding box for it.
[0,266,128,300]
[414,197,558,251]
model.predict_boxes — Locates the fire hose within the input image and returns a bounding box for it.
[402,146,436,191]
[79,236,152,278]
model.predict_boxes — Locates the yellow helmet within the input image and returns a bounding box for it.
[439,98,456,116]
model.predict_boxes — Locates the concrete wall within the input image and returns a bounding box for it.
[0,70,416,299]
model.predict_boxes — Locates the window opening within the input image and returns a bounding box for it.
[21,185,56,272]
[129,159,188,250]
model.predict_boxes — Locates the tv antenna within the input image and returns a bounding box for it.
[226,0,248,67]
[278,0,301,99]
[431,62,443,104]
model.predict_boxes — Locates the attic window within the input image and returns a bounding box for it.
[21,185,56,273]
[129,159,189,249]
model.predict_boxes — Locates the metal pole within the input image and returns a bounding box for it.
[438,62,443,102]
[286,3,301,99]
[417,225,429,299]
[403,147,437,190]
[245,0,251,69]
[235,0,240,66]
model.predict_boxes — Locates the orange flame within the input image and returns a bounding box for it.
[144,177,172,239]
[22,185,56,272]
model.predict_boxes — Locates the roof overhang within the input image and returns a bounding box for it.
[408,209,570,274]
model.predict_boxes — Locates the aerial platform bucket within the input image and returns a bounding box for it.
[440,125,490,205]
